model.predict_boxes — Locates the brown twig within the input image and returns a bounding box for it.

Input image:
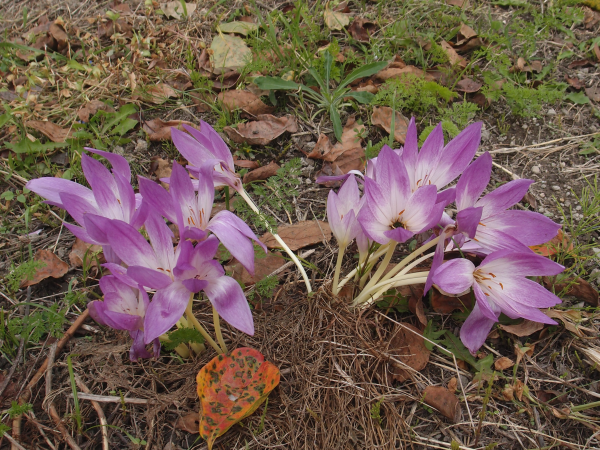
[74,375,109,450]
[48,404,82,450]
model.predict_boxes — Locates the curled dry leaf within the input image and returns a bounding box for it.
[446,0,467,6]
[306,116,365,162]
[49,22,68,53]
[196,348,280,450]
[423,386,461,423]
[68,238,104,269]
[144,83,178,104]
[499,320,544,337]
[143,118,199,141]
[537,390,567,405]
[161,2,197,20]
[260,221,332,251]
[233,159,259,169]
[455,78,482,93]
[349,18,377,42]
[447,377,458,392]
[374,65,435,82]
[566,77,584,90]
[440,41,467,68]
[218,21,259,36]
[543,277,598,307]
[593,43,600,61]
[242,161,280,184]
[371,107,409,143]
[514,343,534,366]
[150,157,172,189]
[224,114,298,146]
[175,412,200,434]
[494,357,515,371]
[545,309,595,337]
[77,100,115,122]
[26,120,73,142]
[217,90,273,116]
[324,2,350,30]
[20,249,68,288]
[98,18,132,39]
[408,290,427,327]
[226,252,287,286]
[430,287,473,314]
[456,23,477,45]
[387,323,430,382]
[585,86,600,102]
[210,34,252,73]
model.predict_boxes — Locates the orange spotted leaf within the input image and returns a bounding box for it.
[196,347,280,449]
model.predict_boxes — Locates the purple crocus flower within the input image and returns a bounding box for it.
[25,148,146,262]
[171,121,241,191]
[138,161,265,275]
[358,146,444,245]
[432,250,563,353]
[327,175,365,249]
[89,274,160,361]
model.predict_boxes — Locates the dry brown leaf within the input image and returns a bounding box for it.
[514,343,534,366]
[174,412,199,434]
[260,221,331,251]
[545,309,593,337]
[454,37,484,53]
[151,158,172,189]
[585,86,600,102]
[568,59,594,69]
[233,159,259,169]
[98,18,132,39]
[594,43,600,61]
[212,71,241,91]
[143,118,198,141]
[456,23,477,45]
[543,277,598,307]
[440,41,467,68]
[69,238,104,269]
[455,78,482,93]
[49,22,68,52]
[446,0,467,6]
[144,83,178,104]
[388,324,430,382]
[371,107,409,143]
[306,116,365,162]
[77,100,115,122]
[537,390,567,405]
[324,2,350,30]
[423,386,461,423]
[430,288,473,313]
[447,377,458,392]
[217,90,274,116]
[408,290,427,327]
[223,114,297,146]
[242,161,280,184]
[210,34,252,73]
[226,252,287,286]
[161,2,197,20]
[348,18,377,42]
[374,65,435,82]
[21,249,68,287]
[499,320,544,337]
[514,380,525,402]
[583,7,600,29]
[26,120,73,142]
[494,357,515,371]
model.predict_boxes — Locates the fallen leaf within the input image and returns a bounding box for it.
[324,2,350,30]
[68,238,104,269]
[319,147,366,176]
[144,83,178,104]
[210,34,252,73]
[388,324,430,382]
[197,348,280,450]
[455,78,482,93]
[499,320,544,337]
[423,386,461,423]
[49,22,68,53]
[348,18,377,42]
[242,161,280,184]
[494,357,515,371]
[513,380,525,402]
[226,252,287,286]
[151,158,172,189]
[223,114,297,146]
[501,386,514,401]
[374,65,435,82]
[446,0,467,6]
[77,100,115,122]
[456,23,477,45]
[218,21,259,36]
[522,192,537,209]
[568,59,593,69]
[233,159,259,169]
[566,77,584,90]
[260,221,331,251]
[594,43,600,61]
[514,343,534,366]
[25,120,73,142]
[371,107,409,143]
[175,412,200,434]
[447,377,458,392]
[212,71,241,91]
[430,288,473,314]
[440,41,467,68]
[585,86,600,102]
[408,291,427,327]
[217,90,274,116]
[20,249,69,287]
[161,2,197,20]
[306,116,365,161]
[583,7,600,29]
[545,309,592,338]
[536,390,567,405]
[544,277,598,307]
[143,118,199,141]
[98,18,132,39]
[454,36,484,53]
[530,229,572,257]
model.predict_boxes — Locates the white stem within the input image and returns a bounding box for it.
[357,276,429,309]
[332,246,345,296]
[337,243,390,291]
[378,236,440,285]
[239,188,312,293]
[361,243,397,295]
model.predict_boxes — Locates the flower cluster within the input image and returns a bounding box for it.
[27,123,264,360]
[323,118,564,354]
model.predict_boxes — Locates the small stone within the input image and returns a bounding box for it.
[538,207,545,213]
[113,146,125,155]
[561,162,566,167]
[305,177,312,184]
[481,129,491,141]
[135,139,148,152]
[552,185,561,191]
[540,193,545,198]
[522,124,528,129]
[559,197,565,202]
[576,205,582,211]
[547,108,557,116]
[544,212,554,218]
[531,165,541,174]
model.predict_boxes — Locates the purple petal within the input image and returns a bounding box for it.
[58,191,99,226]
[471,227,532,253]
[456,152,491,211]
[358,201,393,244]
[144,212,176,272]
[383,227,414,243]
[81,154,122,220]
[436,187,456,207]
[129,329,153,361]
[501,277,562,308]
[144,281,191,343]
[204,275,254,335]
[181,227,208,241]
[401,117,418,188]
[26,177,95,208]
[127,266,173,290]
[456,206,483,239]
[483,210,560,246]
[185,121,234,170]
[479,250,564,277]
[182,278,209,292]
[432,258,475,294]
[102,262,140,286]
[424,225,457,294]
[82,213,114,245]
[102,245,122,264]
[113,171,136,223]
[377,147,411,209]
[105,218,158,268]
[130,198,150,230]
[476,179,534,218]
[170,161,198,231]
[88,300,109,327]
[84,147,131,181]
[431,122,482,189]
[414,122,444,187]
[137,176,177,224]
[460,302,498,354]
[63,222,101,245]
[473,282,500,321]
[171,127,213,168]
[402,184,443,233]
[104,308,143,331]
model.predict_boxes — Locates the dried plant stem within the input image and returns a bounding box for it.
[238,188,312,293]
[213,306,228,354]
[185,295,222,354]
[74,375,109,450]
[332,246,345,296]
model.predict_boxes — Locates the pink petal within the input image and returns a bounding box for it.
[26,177,95,208]
[401,117,418,188]
[456,152,491,211]
[482,210,560,247]
[81,154,122,220]
[432,258,475,294]
[204,275,254,336]
[105,218,158,268]
[460,302,498,354]
[137,176,177,224]
[476,179,534,218]
[127,266,173,290]
[84,147,131,182]
[456,206,483,239]
[414,123,444,188]
[143,281,191,343]
[402,184,444,233]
